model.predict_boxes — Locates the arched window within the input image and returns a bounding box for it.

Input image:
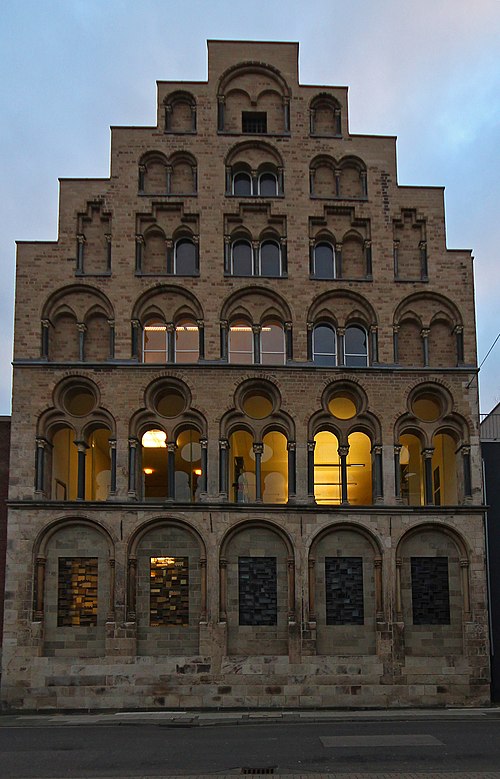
[174,427,202,502]
[86,428,111,501]
[258,172,278,196]
[51,426,78,500]
[346,431,372,505]
[229,320,254,364]
[229,429,256,503]
[313,324,336,366]
[345,325,368,367]
[141,428,168,500]
[313,242,336,279]
[175,318,199,363]
[143,318,167,363]
[431,433,458,505]
[174,238,197,275]
[233,171,252,196]
[262,431,288,504]
[51,424,111,501]
[399,434,424,506]
[259,240,281,277]
[261,320,285,365]
[231,240,253,275]
[314,431,341,504]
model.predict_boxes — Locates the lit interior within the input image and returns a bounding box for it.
[52,427,78,500]
[314,430,372,504]
[229,320,253,363]
[242,393,273,419]
[86,428,111,500]
[230,430,255,502]
[142,429,168,499]
[431,433,457,505]
[64,388,95,416]
[328,395,357,420]
[156,390,186,418]
[261,430,288,503]
[412,395,441,422]
[174,428,202,502]
[175,319,199,363]
[143,319,167,363]
[399,433,424,505]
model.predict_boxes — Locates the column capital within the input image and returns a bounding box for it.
[338,444,349,458]
[307,440,316,452]
[287,440,296,452]
[422,447,434,460]
[219,438,229,450]
[253,442,264,455]
[77,233,86,245]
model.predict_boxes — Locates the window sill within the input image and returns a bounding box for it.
[309,275,373,282]
[135,271,200,278]
[224,272,288,279]
[217,131,291,138]
[225,193,284,199]
[138,191,197,197]
[75,271,112,277]
[164,130,197,135]
[310,195,368,201]
[394,277,429,283]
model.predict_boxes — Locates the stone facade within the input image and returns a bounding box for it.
[1,40,489,711]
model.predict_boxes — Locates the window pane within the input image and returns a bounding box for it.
[175,428,202,502]
[314,242,335,278]
[261,322,285,364]
[233,172,252,196]
[262,431,288,504]
[229,321,253,363]
[313,325,336,366]
[242,111,267,133]
[345,326,367,367]
[175,319,199,363]
[143,320,167,362]
[260,241,281,276]
[230,430,256,502]
[175,239,197,275]
[314,431,341,504]
[232,241,253,275]
[259,173,277,196]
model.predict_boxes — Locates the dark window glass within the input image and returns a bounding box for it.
[233,172,252,196]
[260,240,281,276]
[175,239,197,275]
[314,242,335,279]
[345,325,368,367]
[238,556,277,625]
[259,172,278,196]
[232,240,253,275]
[325,557,364,625]
[242,111,267,133]
[411,557,450,625]
[313,325,336,366]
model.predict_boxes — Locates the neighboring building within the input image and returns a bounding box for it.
[481,403,500,702]
[0,417,10,655]
[1,41,489,710]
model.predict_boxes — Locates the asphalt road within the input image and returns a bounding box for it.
[2,714,500,777]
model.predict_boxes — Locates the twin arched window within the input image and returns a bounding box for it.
[143,318,200,363]
[232,170,279,197]
[139,234,198,276]
[230,239,282,277]
[312,324,368,367]
[228,320,286,365]
[313,242,336,279]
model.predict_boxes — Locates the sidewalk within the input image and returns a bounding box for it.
[1,706,499,728]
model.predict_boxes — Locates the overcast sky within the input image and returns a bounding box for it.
[1,0,499,415]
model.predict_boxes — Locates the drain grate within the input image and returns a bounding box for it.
[241,768,276,775]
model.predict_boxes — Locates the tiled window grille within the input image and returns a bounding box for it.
[411,556,450,625]
[325,556,364,625]
[57,557,98,627]
[238,556,277,625]
[242,111,267,134]
[150,556,189,626]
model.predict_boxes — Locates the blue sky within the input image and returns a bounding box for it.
[1,0,499,414]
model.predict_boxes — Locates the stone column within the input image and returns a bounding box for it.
[219,558,227,622]
[35,437,48,495]
[287,557,296,621]
[372,444,384,503]
[107,319,115,359]
[287,441,296,501]
[460,558,471,619]
[252,324,261,364]
[77,323,86,362]
[107,559,116,622]
[337,327,345,366]
[306,321,314,361]
[167,442,177,501]
[393,239,400,277]
[199,437,208,497]
[199,558,207,623]
[422,447,435,505]
[370,325,378,364]
[374,558,383,621]
[364,238,372,277]
[105,233,112,272]
[421,327,430,367]
[220,320,228,361]
[166,322,175,363]
[334,168,341,197]
[128,437,139,498]
[76,233,85,274]
[41,319,50,359]
[252,240,259,276]
[217,95,225,132]
[127,557,137,621]
[138,163,146,192]
[339,443,349,505]
[131,319,141,360]
[461,444,472,499]
[394,444,402,501]
[335,241,343,279]
[361,170,368,197]
[307,440,316,501]
[455,325,464,364]
[393,325,400,363]
[109,438,117,496]
[219,438,229,499]
[420,240,428,279]
[76,440,88,500]
[34,556,46,621]
[308,557,316,623]
[135,234,144,273]
[395,557,403,621]
[284,321,293,362]
[253,442,263,503]
[196,319,205,360]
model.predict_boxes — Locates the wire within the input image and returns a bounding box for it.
[467,332,500,388]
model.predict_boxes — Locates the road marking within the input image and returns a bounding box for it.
[320,734,443,747]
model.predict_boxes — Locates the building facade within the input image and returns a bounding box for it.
[481,404,500,702]
[0,417,10,662]
[1,41,489,710]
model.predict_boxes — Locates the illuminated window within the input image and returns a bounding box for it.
[175,318,199,363]
[229,320,254,364]
[51,426,78,500]
[261,321,285,364]
[150,556,189,626]
[86,428,111,501]
[399,434,424,506]
[230,429,256,503]
[431,433,458,505]
[58,557,98,627]
[142,428,167,500]
[314,431,341,504]
[175,428,202,502]
[143,318,167,363]
[262,431,288,504]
